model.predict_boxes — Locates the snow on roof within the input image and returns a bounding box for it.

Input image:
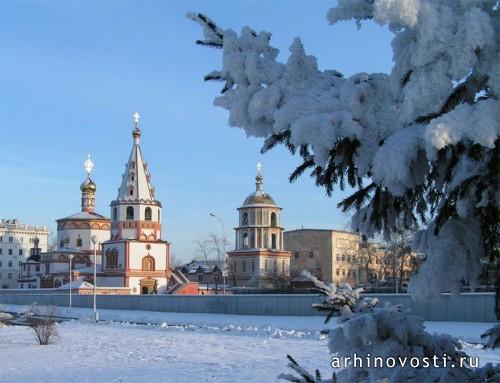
[58,211,109,221]
[46,247,87,254]
[58,280,94,289]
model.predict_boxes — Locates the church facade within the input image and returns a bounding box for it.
[227,163,291,288]
[99,113,171,294]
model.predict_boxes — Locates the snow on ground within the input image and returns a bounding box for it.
[0,304,498,382]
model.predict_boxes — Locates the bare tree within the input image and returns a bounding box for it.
[382,229,418,292]
[194,237,213,291]
[26,303,58,345]
[207,233,229,269]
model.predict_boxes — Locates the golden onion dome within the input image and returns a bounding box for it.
[132,127,141,139]
[80,176,97,193]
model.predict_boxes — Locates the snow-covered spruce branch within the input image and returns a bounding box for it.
[280,273,500,383]
[189,1,500,317]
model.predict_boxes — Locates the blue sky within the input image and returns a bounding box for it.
[0,0,393,263]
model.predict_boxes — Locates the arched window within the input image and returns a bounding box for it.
[76,237,82,247]
[271,234,277,249]
[270,212,277,227]
[129,186,134,196]
[142,256,155,271]
[106,248,118,269]
[145,207,152,221]
[126,206,134,220]
[242,233,249,248]
[113,207,117,221]
[242,212,248,226]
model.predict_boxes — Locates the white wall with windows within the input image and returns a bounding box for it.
[0,219,49,289]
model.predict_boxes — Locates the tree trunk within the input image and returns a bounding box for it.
[495,260,500,320]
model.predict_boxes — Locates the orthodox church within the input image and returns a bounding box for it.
[227,163,291,287]
[19,113,172,294]
[99,113,171,294]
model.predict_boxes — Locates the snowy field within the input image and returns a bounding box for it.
[0,304,498,382]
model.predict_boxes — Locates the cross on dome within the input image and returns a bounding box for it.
[134,111,140,127]
[84,153,94,175]
[256,161,262,176]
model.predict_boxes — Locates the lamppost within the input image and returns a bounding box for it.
[91,235,99,322]
[68,254,73,312]
[209,213,227,294]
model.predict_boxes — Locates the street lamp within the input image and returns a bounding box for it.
[68,254,73,312]
[91,235,99,322]
[209,213,227,294]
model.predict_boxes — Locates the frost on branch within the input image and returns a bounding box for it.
[481,324,500,349]
[190,0,500,310]
[280,273,500,383]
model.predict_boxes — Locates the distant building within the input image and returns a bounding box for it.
[178,260,224,293]
[285,229,365,285]
[18,237,43,289]
[0,219,49,289]
[227,163,291,288]
[284,229,416,288]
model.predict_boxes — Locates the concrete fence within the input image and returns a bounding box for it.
[0,291,496,322]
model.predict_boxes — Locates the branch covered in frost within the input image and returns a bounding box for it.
[278,354,333,383]
[481,324,500,349]
[303,270,377,323]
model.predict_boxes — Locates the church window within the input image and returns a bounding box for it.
[60,240,64,248]
[142,256,155,271]
[126,206,134,220]
[76,237,82,247]
[129,187,134,196]
[242,261,246,273]
[294,251,299,259]
[113,208,117,221]
[242,233,249,248]
[270,212,277,227]
[19,249,23,256]
[106,249,118,269]
[242,212,248,226]
[273,260,277,273]
[145,207,152,221]
[271,234,277,249]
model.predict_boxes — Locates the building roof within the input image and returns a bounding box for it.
[113,113,160,205]
[58,211,109,221]
[58,280,94,289]
[44,247,87,255]
[284,228,358,235]
[241,170,277,207]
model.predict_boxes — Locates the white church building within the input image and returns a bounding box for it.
[99,113,171,294]
[19,113,172,294]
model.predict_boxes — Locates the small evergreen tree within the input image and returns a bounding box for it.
[278,272,500,382]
